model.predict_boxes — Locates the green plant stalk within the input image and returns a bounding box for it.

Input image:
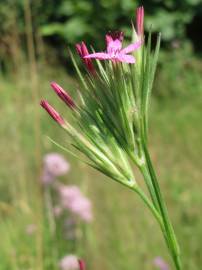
[120,181,164,231]
[120,180,179,265]
[139,144,182,270]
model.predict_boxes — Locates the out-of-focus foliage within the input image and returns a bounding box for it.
[0,0,202,48]
[155,42,202,98]
[39,0,202,50]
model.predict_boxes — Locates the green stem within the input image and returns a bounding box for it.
[128,151,160,212]
[132,186,164,228]
[141,144,182,270]
[120,181,164,232]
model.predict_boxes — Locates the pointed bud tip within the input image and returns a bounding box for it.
[50,82,76,109]
[40,99,65,126]
[136,6,144,37]
[75,42,95,75]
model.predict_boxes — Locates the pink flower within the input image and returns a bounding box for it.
[136,6,144,38]
[84,31,142,63]
[59,185,93,223]
[153,257,169,270]
[69,196,93,222]
[43,153,70,178]
[76,42,95,74]
[50,82,76,109]
[40,100,65,126]
[59,185,82,208]
[59,255,80,270]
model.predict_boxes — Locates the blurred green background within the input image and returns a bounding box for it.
[0,0,202,269]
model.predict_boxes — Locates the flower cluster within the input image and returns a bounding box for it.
[59,255,85,270]
[41,153,93,223]
[58,185,93,223]
[40,7,154,187]
[42,153,70,185]
[40,6,148,169]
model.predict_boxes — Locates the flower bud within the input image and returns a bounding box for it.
[136,6,144,38]
[51,82,75,109]
[40,100,65,126]
[76,42,95,74]
[78,259,85,270]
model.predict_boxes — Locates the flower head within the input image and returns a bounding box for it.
[59,255,81,270]
[84,31,142,63]
[59,185,93,223]
[68,196,93,222]
[59,185,82,206]
[51,82,75,109]
[43,153,70,180]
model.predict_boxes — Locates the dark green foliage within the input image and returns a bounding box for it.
[0,0,202,50]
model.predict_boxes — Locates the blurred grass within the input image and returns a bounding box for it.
[0,55,202,270]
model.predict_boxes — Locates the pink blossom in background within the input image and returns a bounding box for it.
[59,185,93,223]
[84,31,142,63]
[68,196,93,222]
[42,153,70,184]
[59,185,82,208]
[153,257,169,270]
[59,255,80,270]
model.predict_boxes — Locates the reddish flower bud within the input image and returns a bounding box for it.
[76,42,95,74]
[136,6,144,37]
[50,82,75,109]
[78,259,86,270]
[40,100,65,126]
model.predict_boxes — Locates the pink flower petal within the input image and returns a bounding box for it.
[105,34,113,47]
[84,52,112,60]
[121,40,142,54]
[105,31,124,47]
[107,39,122,54]
[116,54,136,63]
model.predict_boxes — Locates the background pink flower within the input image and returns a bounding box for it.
[59,255,80,270]
[44,153,70,176]
[41,153,70,184]
[68,196,93,222]
[59,185,82,208]
[59,185,93,223]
